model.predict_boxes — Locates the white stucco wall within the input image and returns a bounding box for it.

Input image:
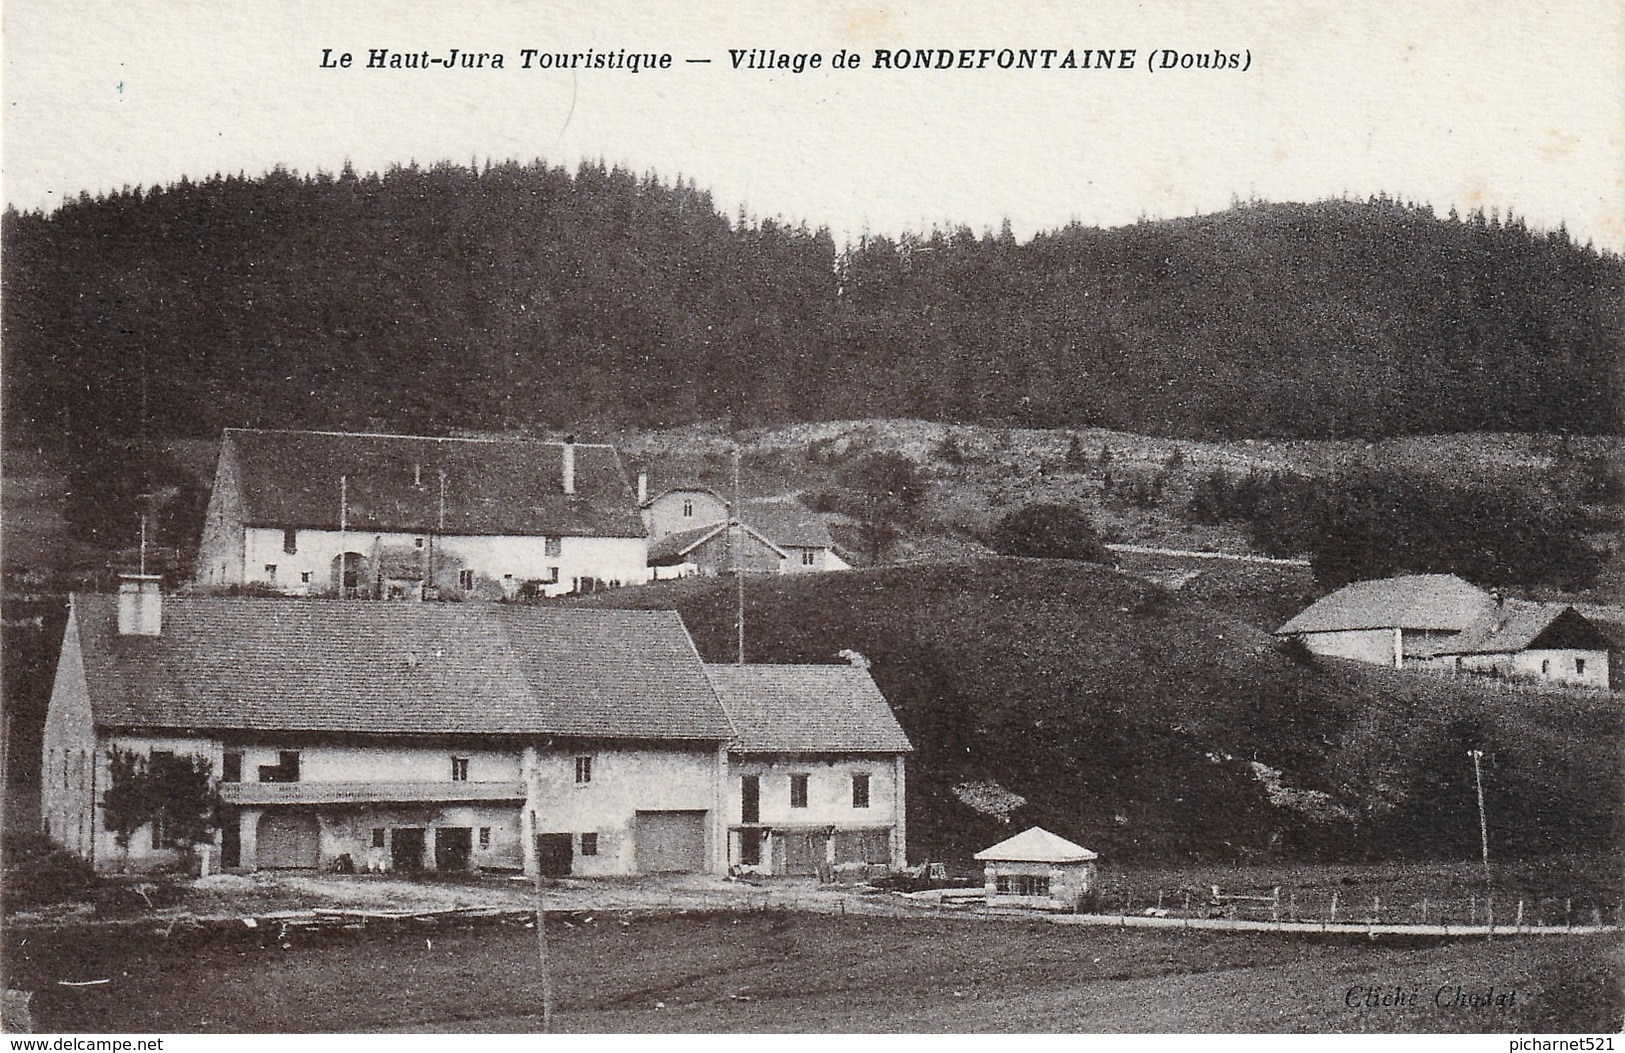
[1297,628,1401,668]
[643,490,729,539]
[726,755,900,828]
[239,527,649,597]
[524,745,724,877]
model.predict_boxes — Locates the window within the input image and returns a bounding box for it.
[580,833,598,857]
[478,827,491,849]
[851,773,871,809]
[574,756,593,785]
[459,569,474,590]
[300,571,311,584]
[264,564,278,583]
[1576,658,1587,675]
[414,537,424,549]
[221,751,243,783]
[545,567,560,584]
[372,828,386,848]
[790,774,809,808]
[545,538,562,558]
[682,499,694,517]
[741,774,760,823]
[260,750,300,783]
[283,528,298,554]
[451,757,469,782]
[801,550,816,566]
[739,830,761,866]
[1542,659,1551,674]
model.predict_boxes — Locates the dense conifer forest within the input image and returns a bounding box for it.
[4,159,1621,451]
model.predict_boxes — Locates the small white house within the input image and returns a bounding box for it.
[975,826,1098,912]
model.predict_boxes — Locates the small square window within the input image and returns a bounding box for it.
[264,564,278,583]
[790,774,809,808]
[451,757,469,782]
[372,828,386,848]
[300,571,312,584]
[575,756,593,785]
[580,832,598,857]
[801,550,816,566]
[414,538,424,549]
[682,500,694,517]
[283,529,298,554]
[478,827,491,849]
[459,569,474,590]
[1576,658,1587,675]
[852,773,871,809]
[545,538,562,558]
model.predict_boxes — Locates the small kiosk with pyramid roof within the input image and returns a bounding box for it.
[975,826,1099,911]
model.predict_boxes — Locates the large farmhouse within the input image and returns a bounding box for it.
[197,428,650,600]
[1276,574,1612,688]
[42,579,910,876]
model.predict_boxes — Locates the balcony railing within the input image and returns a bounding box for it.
[220,780,524,806]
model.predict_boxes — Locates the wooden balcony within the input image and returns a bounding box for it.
[219,780,524,806]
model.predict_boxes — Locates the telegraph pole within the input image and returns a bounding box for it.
[733,445,744,665]
[1469,749,1490,886]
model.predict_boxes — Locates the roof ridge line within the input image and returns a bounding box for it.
[225,426,616,448]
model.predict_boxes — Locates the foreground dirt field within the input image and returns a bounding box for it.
[9,908,1620,1033]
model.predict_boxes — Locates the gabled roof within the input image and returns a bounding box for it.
[646,522,787,567]
[741,500,835,549]
[1425,603,1613,657]
[974,826,1098,863]
[71,595,733,740]
[222,428,645,538]
[1276,574,1493,635]
[640,485,727,510]
[704,664,913,754]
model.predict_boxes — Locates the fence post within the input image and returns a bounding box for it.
[1565,897,1572,932]
[1373,895,1380,925]
[1289,890,1297,923]
[1329,891,1338,927]
[1469,894,1476,926]
[1515,899,1524,932]
[1271,887,1280,923]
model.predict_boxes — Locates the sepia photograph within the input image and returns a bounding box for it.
[1,0,1621,1039]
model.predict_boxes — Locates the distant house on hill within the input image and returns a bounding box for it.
[640,486,849,577]
[1276,574,1611,688]
[975,826,1098,912]
[42,580,912,877]
[707,662,911,876]
[196,429,649,599]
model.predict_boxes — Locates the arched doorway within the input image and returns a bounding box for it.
[330,551,367,598]
[256,812,320,868]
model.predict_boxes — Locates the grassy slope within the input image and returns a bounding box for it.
[570,559,1622,866]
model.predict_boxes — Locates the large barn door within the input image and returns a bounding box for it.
[256,812,319,868]
[634,811,705,873]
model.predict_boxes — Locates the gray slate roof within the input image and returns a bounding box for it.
[975,826,1098,863]
[73,595,734,740]
[740,501,835,549]
[224,428,645,538]
[705,664,913,754]
[1423,602,1612,657]
[1276,574,1493,635]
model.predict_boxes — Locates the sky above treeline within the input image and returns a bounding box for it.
[4,0,1622,251]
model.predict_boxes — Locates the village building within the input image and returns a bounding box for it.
[642,490,849,578]
[706,662,911,876]
[1275,573,1612,688]
[197,428,649,600]
[975,826,1099,912]
[41,580,911,878]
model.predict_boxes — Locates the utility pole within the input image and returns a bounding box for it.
[1469,749,1490,886]
[534,864,552,1032]
[339,475,348,598]
[733,445,744,665]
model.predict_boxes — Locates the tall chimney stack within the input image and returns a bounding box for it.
[637,470,648,504]
[117,574,164,636]
[561,435,576,496]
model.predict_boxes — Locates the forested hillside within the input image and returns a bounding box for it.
[4,161,1620,452]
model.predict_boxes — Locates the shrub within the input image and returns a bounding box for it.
[986,503,1108,562]
[3,833,97,912]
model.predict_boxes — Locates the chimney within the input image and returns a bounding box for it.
[561,436,576,496]
[637,470,648,504]
[117,574,164,636]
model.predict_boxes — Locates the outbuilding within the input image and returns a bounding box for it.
[975,826,1098,911]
